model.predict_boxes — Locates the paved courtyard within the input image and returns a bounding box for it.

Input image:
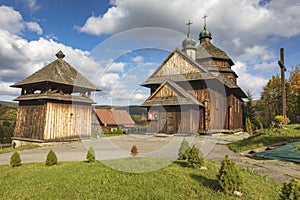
[0,133,299,183]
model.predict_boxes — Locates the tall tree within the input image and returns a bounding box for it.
[243,91,255,128]
[259,75,282,127]
[287,65,300,123]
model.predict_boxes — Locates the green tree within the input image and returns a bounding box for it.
[86,146,95,162]
[280,178,300,200]
[186,145,204,168]
[178,138,190,160]
[287,65,300,124]
[217,155,243,194]
[45,149,58,166]
[242,91,261,131]
[0,125,4,144]
[10,151,21,167]
[259,75,282,127]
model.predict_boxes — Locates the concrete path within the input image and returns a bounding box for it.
[0,134,299,183]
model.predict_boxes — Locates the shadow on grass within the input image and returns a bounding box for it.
[174,160,188,167]
[294,126,300,130]
[190,174,219,191]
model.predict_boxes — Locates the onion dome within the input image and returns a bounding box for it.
[182,33,197,49]
[199,27,212,43]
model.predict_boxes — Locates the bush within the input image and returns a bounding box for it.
[10,151,21,167]
[178,138,190,160]
[217,155,243,194]
[131,145,138,157]
[274,115,291,124]
[280,178,300,200]
[86,146,95,162]
[186,145,204,168]
[45,149,58,166]
[117,129,123,134]
[245,117,253,135]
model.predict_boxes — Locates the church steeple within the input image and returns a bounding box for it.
[199,14,212,43]
[182,20,196,60]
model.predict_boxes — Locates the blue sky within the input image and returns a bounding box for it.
[0,0,300,105]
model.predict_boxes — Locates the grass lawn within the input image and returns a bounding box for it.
[0,144,40,155]
[0,159,280,199]
[227,124,300,153]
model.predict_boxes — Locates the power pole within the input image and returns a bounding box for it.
[278,48,287,125]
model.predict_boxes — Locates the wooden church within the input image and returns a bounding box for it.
[141,20,247,134]
[11,51,100,143]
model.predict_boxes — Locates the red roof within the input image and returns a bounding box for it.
[94,109,135,128]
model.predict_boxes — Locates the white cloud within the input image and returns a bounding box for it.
[26,22,43,35]
[132,55,143,63]
[0,27,103,102]
[105,62,126,72]
[0,6,43,35]
[233,61,268,99]
[78,6,128,35]
[0,6,24,34]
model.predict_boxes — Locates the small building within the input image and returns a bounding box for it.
[11,51,100,143]
[93,109,135,132]
[141,21,246,134]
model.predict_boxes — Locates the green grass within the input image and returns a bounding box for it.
[0,144,40,154]
[228,124,300,153]
[0,159,280,199]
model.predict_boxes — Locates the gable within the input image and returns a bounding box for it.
[151,84,177,99]
[141,80,204,107]
[152,51,205,78]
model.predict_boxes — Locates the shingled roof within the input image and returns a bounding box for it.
[196,41,234,66]
[141,80,203,107]
[11,51,100,91]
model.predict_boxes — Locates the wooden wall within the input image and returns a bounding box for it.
[147,106,201,134]
[155,52,200,77]
[44,102,92,141]
[14,100,92,141]
[14,103,46,140]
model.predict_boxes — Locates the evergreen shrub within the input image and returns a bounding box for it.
[280,178,300,200]
[178,138,190,160]
[10,151,21,167]
[217,155,243,194]
[186,145,204,168]
[86,146,96,162]
[45,149,58,166]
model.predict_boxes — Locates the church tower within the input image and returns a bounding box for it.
[182,20,197,60]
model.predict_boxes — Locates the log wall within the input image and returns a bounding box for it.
[44,102,92,140]
[14,103,46,140]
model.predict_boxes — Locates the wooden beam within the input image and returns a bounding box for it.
[279,48,287,125]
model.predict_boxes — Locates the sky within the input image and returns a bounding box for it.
[0,0,300,106]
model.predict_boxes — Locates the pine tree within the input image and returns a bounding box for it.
[45,149,58,166]
[217,155,243,194]
[86,146,95,162]
[10,151,21,167]
[178,138,190,160]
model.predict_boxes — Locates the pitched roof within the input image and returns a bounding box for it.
[94,109,135,128]
[196,41,234,66]
[11,51,100,91]
[141,80,204,107]
[141,48,213,86]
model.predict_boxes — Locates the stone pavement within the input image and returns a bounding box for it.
[0,134,299,183]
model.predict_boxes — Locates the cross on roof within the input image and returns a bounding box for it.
[203,14,208,29]
[185,20,193,36]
